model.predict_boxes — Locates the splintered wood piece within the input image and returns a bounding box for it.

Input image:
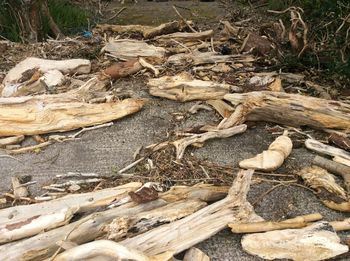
[0,207,78,244]
[241,222,349,261]
[120,170,263,256]
[103,59,143,80]
[105,199,207,240]
[0,182,142,225]
[103,39,166,60]
[0,135,24,148]
[3,57,91,85]
[229,213,322,233]
[97,21,181,39]
[167,52,254,66]
[155,30,213,42]
[148,72,241,102]
[53,240,173,261]
[305,139,350,166]
[173,124,247,159]
[224,91,350,130]
[0,76,144,137]
[313,155,350,192]
[298,166,350,212]
[183,247,210,261]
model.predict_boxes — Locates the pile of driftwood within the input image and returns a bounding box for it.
[0,170,349,261]
[0,13,350,260]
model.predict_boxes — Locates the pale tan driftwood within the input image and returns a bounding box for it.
[229,213,322,233]
[298,166,350,212]
[155,30,213,43]
[206,100,234,118]
[241,222,349,261]
[148,72,241,102]
[305,139,350,165]
[0,135,24,148]
[183,247,210,261]
[0,77,144,136]
[167,52,254,66]
[221,20,240,36]
[0,184,227,260]
[239,132,293,171]
[11,176,29,198]
[0,207,78,244]
[139,58,159,76]
[0,200,167,260]
[121,170,263,256]
[224,91,350,130]
[217,104,246,129]
[97,20,181,39]
[173,124,247,159]
[105,199,207,240]
[103,39,166,60]
[313,155,350,192]
[2,57,91,85]
[330,218,350,231]
[188,102,213,114]
[0,182,141,225]
[53,240,173,261]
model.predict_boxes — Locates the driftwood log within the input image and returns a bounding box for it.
[0,182,141,225]
[148,72,241,102]
[0,184,228,260]
[167,52,254,66]
[103,39,166,60]
[224,91,350,130]
[120,170,262,256]
[0,77,144,137]
[97,20,182,39]
[241,222,349,261]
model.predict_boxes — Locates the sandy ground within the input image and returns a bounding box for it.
[0,1,349,260]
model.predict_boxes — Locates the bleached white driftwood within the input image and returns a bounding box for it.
[103,39,166,60]
[305,139,350,166]
[2,57,91,85]
[121,170,263,256]
[242,222,349,261]
[0,207,78,244]
[183,247,210,261]
[0,135,24,148]
[0,182,141,225]
[53,240,173,261]
[155,30,213,42]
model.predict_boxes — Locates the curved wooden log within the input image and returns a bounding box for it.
[224,91,350,130]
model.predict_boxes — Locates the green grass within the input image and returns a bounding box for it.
[0,0,91,42]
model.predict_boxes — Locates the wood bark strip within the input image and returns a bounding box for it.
[0,76,144,137]
[0,182,142,225]
[224,91,350,130]
[121,170,263,256]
